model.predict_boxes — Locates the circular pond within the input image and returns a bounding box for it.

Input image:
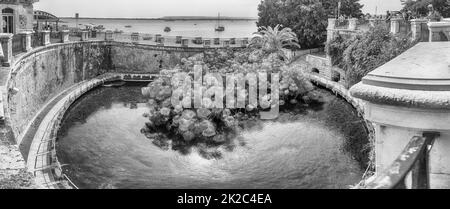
[56,82,369,189]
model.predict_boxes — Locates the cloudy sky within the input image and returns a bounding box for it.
[34,0,403,18]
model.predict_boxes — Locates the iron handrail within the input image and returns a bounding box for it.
[363,132,439,189]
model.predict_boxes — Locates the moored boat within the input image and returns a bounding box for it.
[215,13,225,32]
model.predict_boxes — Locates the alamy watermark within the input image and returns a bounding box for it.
[171,65,280,119]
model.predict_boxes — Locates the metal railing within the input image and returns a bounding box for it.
[363,132,439,189]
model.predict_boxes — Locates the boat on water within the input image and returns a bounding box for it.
[125,25,132,28]
[103,81,126,88]
[164,27,171,32]
[215,13,225,32]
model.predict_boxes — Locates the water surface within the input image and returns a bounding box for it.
[60,18,257,38]
[57,83,367,189]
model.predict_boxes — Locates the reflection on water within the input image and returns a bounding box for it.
[57,83,368,189]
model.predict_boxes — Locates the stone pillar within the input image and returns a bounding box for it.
[241,38,249,47]
[158,37,165,46]
[19,31,32,52]
[223,40,230,47]
[0,33,13,67]
[428,22,450,42]
[155,34,162,43]
[204,39,211,48]
[411,19,428,41]
[176,36,182,44]
[350,42,450,189]
[42,31,50,46]
[105,31,113,41]
[194,37,202,45]
[214,38,220,45]
[230,38,236,45]
[181,38,189,47]
[390,18,401,34]
[348,18,358,31]
[80,30,89,41]
[131,32,139,43]
[328,18,337,30]
[61,30,70,43]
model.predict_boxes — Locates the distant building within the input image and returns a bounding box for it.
[0,0,39,34]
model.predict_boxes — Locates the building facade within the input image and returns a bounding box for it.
[0,0,38,34]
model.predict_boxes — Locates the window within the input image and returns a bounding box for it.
[2,8,14,33]
[2,8,14,14]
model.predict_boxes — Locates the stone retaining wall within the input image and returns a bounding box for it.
[110,42,201,73]
[6,42,112,144]
[4,41,204,146]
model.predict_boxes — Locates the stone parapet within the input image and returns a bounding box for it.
[428,21,450,42]
[411,19,429,41]
[328,18,337,29]
[41,31,50,46]
[390,18,402,34]
[350,42,450,188]
[0,33,13,67]
[18,31,33,52]
[61,30,70,43]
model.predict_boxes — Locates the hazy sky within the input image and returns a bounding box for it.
[34,0,403,18]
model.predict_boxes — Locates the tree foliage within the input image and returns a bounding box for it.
[322,0,364,18]
[256,0,364,49]
[250,24,301,60]
[326,24,417,86]
[401,0,450,17]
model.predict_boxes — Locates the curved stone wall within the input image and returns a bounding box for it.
[7,42,112,145]
[110,42,203,73]
[5,41,202,148]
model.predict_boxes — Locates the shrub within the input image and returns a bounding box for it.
[326,24,418,86]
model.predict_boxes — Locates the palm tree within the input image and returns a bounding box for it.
[250,24,301,60]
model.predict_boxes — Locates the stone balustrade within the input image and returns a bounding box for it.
[131,32,139,43]
[0,33,13,67]
[428,21,450,42]
[390,18,402,34]
[19,31,33,52]
[0,30,250,67]
[80,30,89,41]
[181,38,189,47]
[176,36,182,44]
[41,30,50,46]
[411,19,428,41]
[105,31,114,41]
[326,18,360,45]
[204,39,211,48]
[155,34,162,43]
[61,30,70,43]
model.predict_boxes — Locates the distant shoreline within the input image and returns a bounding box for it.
[59,16,258,21]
